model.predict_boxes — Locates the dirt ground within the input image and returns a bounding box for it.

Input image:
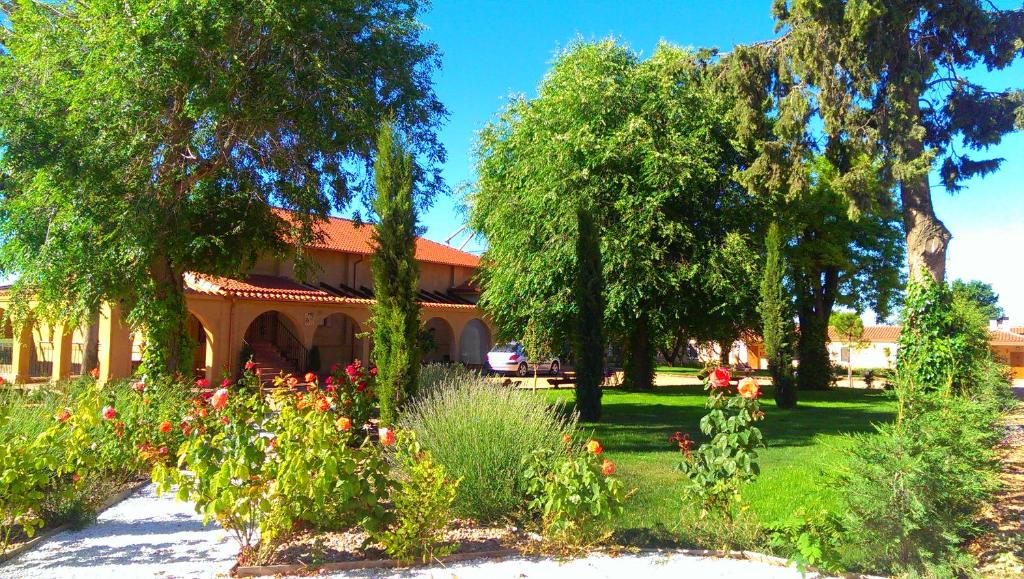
[970,382,1024,577]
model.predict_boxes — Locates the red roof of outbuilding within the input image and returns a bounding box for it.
[273,209,480,268]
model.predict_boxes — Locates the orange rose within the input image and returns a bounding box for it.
[304,372,317,384]
[315,397,330,412]
[586,439,603,455]
[55,409,72,423]
[158,420,173,433]
[336,416,353,431]
[211,388,229,410]
[601,459,615,476]
[737,377,761,399]
[379,427,396,446]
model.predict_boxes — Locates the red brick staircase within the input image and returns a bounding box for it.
[247,339,297,385]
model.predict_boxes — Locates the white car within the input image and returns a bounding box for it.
[486,343,561,377]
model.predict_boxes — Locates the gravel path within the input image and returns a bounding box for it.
[331,552,820,578]
[0,484,820,579]
[0,484,237,579]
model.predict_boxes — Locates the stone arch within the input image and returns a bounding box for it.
[311,313,362,374]
[423,317,455,363]
[242,309,308,374]
[186,312,214,379]
[459,319,492,368]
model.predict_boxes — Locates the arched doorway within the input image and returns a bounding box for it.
[187,313,212,379]
[423,317,455,363]
[244,310,307,376]
[0,309,12,378]
[459,319,491,368]
[311,313,362,374]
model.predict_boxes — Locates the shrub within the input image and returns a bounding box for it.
[155,368,390,563]
[832,384,1001,575]
[402,366,576,522]
[373,431,459,563]
[677,368,765,521]
[523,438,626,549]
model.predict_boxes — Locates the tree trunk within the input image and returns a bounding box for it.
[623,316,655,390]
[82,310,100,374]
[901,170,951,283]
[147,255,191,377]
[797,305,832,390]
[573,208,604,421]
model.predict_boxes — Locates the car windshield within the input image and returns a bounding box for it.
[490,343,519,353]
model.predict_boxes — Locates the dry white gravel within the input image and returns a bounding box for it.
[2,485,820,579]
[0,484,237,579]
[337,552,820,578]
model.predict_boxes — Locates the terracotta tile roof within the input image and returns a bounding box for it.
[826,325,902,343]
[824,324,1024,345]
[185,273,477,310]
[273,209,480,268]
[990,329,1024,344]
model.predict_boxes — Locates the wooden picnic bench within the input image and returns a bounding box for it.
[545,368,623,389]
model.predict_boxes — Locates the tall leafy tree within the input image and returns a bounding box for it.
[786,158,904,390]
[759,222,797,408]
[0,0,446,375]
[472,41,750,399]
[371,122,421,426]
[744,1,1024,282]
[950,279,1005,321]
[829,311,867,388]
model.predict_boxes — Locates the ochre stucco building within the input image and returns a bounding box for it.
[0,214,493,384]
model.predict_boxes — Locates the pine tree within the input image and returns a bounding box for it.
[759,222,797,408]
[371,122,422,425]
[573,207,604,421]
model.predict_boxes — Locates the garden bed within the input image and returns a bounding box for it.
[237,521,524,576]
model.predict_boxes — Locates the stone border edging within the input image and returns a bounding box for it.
[0,479,149,565]
[232,545,886,578]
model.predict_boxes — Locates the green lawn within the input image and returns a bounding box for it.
[545,385,896,538]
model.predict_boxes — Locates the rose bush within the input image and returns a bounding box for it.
[523,437,628,549]
[677,368,764,521]
[155,366,391,563]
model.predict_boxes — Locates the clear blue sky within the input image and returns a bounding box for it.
[401,1,1024,322]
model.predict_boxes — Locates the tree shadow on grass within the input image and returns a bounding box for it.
[580,397,895,455]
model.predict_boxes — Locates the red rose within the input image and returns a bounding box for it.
[158,420,173,433]
[221,378,232,389]
[379,427,396,446]
[370,367,378,377]
[325,376,334,385]
[211,388,229,410]
[196,377,210,389]
[709,367,731,389]
[356,381,367,393]
[345,364,357,378]
[101,406,117,420]
[304,372,317,384]
[245,360,256,370]
[601,459,615,476]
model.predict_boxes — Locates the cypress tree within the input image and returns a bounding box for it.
[759,222,797,408]
[573,207,604,421]
[371,122,422,425]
